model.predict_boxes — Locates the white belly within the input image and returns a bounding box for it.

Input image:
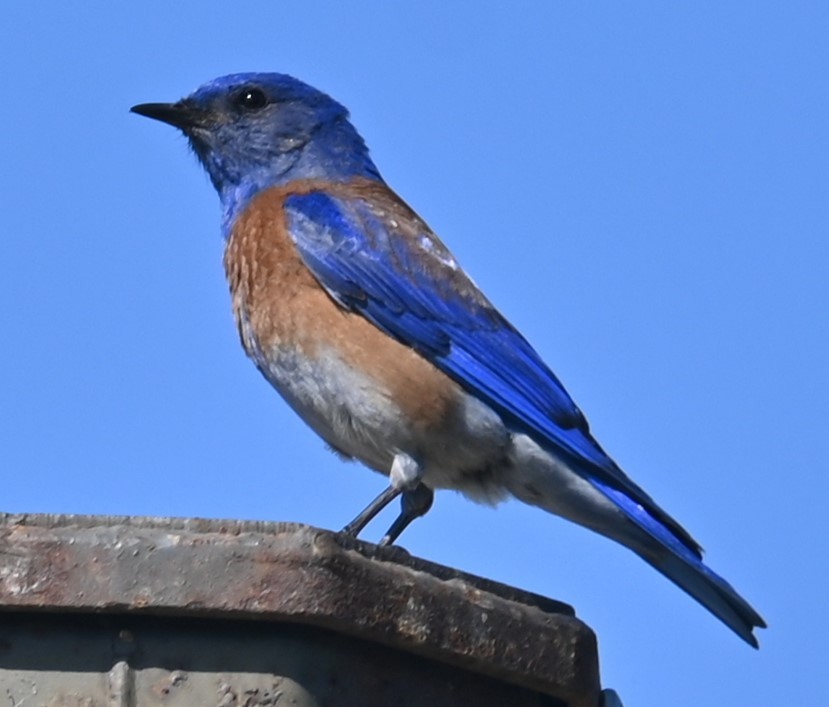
[255,343,512,503]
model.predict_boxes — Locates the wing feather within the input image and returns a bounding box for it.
[284,185,700,553]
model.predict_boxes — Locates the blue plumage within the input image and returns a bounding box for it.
[131,71,766,647]
[285,190,702,550]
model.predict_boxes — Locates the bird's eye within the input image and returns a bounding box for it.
[236,88,268,111]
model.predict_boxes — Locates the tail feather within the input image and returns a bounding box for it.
[503,435,765,645]
[591,477,766,646]
[644,550,766,647]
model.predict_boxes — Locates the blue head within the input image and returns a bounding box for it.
[132,73,382,235]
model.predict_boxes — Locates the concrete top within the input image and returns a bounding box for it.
[0,513,600,706]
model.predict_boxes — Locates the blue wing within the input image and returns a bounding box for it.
[284,183,699,554]
[282,182,768,646]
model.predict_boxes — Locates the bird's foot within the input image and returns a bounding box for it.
[342,452,431,544]
[379,483,434,546]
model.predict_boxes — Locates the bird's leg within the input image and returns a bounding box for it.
[379,483,434,546]
[376,451,432,545]
[342,452,426,541]
[342,485,401,537]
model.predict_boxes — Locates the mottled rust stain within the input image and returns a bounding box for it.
[0,515,597,705]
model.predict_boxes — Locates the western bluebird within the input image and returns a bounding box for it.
[132,73,765,646]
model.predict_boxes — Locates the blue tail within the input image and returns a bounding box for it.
[593,479,766,647]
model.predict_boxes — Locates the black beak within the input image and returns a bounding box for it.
[130,101,206,130]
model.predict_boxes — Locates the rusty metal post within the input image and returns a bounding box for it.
[0,513,609,706]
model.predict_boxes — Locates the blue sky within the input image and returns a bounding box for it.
[2,2,826,704]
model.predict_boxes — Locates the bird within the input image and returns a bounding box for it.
[131,72,765,646]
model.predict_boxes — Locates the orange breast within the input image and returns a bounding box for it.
[223,182,463,434]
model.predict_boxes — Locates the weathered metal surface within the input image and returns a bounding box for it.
[0,513,600,707]
[0,613,571,706]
